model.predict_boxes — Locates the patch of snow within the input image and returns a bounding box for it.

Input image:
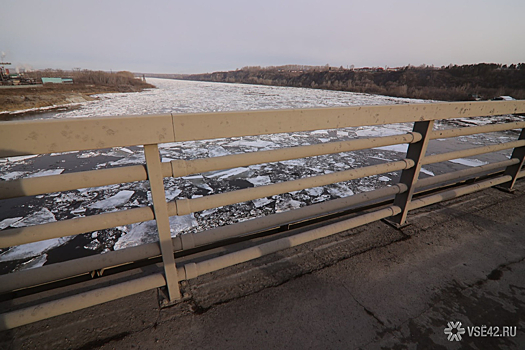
[378,176,391,182]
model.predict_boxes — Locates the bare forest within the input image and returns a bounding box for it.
[181,63,525,101]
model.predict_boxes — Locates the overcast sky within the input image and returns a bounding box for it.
[1,0,524,73]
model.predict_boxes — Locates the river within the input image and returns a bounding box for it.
[0,78,521,273]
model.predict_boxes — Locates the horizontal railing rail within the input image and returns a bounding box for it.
[0,100,524,330]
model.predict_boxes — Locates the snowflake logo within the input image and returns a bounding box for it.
[444,321,466,341]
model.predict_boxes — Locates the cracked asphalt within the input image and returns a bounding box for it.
[2,179,525,350]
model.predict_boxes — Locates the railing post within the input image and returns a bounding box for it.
[497,128,525,192]
[144,144,181,301]
[386,120,434,227]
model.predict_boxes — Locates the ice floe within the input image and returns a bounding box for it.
[89,190,135,209]
[13,254,48,271]
[305,187,325,196]
[5,155,38,163]
[226,140,276,149]
[28,169,64,178]
[182,175,214,191]
[374,144,409,153]
[449,158,488,167]
[0,237,71,262]
[420,168,435,176]
[327,184,355,198]
[208,145,230,157]
[252,197,274,208]
[10,208,56,228]
[275,199,303,213]
[247,176,272,186]
[0,171,27,181]
[0,217,23,230]
[113,214,198,250]
[205,167,252,180]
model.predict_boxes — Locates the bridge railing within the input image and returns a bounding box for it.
[0,101,524,329]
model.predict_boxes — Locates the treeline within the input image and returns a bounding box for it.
[181,63,525,101]
[26,69,153,88]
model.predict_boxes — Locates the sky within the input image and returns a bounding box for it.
[1,0,524,74]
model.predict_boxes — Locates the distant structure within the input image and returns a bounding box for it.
[41,77,74,84]
[0,53,37,86]
[0,59,13,85]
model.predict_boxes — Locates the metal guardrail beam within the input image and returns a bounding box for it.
[2,101,524,157]
[170,133,421,177]
[181,206,402,280]
[1,100,525,330]
[170,160,414,216]
[0,114,176,157]
[0,184,408,293]
[430,121,525,139]
[0,273,166,330]
[0,134,417,200]
[171,101,525,141]
[422,140,525,165]
[0,206,155,248]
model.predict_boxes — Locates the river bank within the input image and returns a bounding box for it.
[0,83,154,114]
